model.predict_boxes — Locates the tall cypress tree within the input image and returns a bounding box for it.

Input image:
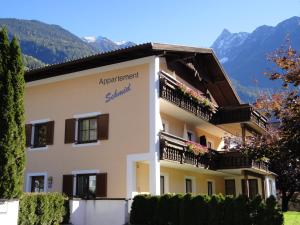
[10,37,26,198]
[0,28,25,199]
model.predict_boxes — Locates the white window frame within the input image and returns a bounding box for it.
[207,139,214,149]
[187,130,195,142]
[72,112,101,147]
[160,173,169,194]
[184,176,196,194]
[161,119,169,133]
[28,119,51,151]
[26,172,48,192]
[71,169,100,195]
[206,179,215,195]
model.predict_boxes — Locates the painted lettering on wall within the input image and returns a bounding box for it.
[99,72,139,86]
[105,83,131,103]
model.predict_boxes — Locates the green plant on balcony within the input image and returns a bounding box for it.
[186,141,208,155]
[177,82,217,113]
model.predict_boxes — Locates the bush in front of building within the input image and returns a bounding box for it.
[18,193,68,225]
[130,194,283,225]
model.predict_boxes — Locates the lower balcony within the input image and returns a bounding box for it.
[159,132,269,173]
[218,151,269,172]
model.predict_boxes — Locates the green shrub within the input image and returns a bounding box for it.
[192,195,209,225]
[18,192,68,225]
[157,194,172,225]
[130,194,283,225]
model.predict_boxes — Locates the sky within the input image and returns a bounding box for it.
[1,0,300,47]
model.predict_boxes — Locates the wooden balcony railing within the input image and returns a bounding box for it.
[159,73,214,121]
[159,132,269,172]
[217,151,269,171]
[159,132,218,169]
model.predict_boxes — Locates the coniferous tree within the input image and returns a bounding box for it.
[0,28,25,199]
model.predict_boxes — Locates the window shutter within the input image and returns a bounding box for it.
[65,118,76,144]
[46,121,55,145]
[96,173,107,197]
[62,174,74,197]
[97,114,109,140]
[25,124,32,147]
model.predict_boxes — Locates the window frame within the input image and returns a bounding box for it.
[75,173,97,199]
[33,122,48,148]
[184,176,196,194]
[77,116,98,144]
[207,179,215,196]
[28,119,51,151]
[26,172,47,193]
[225,179,236,197]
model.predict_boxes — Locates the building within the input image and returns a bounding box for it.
[24,43,276,201]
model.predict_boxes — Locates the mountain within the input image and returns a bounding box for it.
[82,36,135,52]
[211,16,300,102]
[0,18,97,68]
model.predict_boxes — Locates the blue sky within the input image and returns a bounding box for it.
[2,0,300,47]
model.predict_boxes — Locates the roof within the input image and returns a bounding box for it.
[25,42,241,106]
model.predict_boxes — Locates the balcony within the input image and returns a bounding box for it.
[159,132,218,169]
[217,151,269,171]
[212,104,268,132]
[159,132,269,173]
[159,72,215,122]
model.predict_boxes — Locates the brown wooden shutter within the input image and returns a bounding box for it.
[46,121,55,145]
[65,118,76,144]
[25,124,32,147]
[62,174,74,197]
[96,173,107,197]
[97,114,109,140]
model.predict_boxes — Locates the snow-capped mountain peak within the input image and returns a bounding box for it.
[81,35,135,52]
[82,36,97,43]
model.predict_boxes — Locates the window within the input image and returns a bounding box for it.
[160,176,165,194]
[185,178,192,193]
[187,132,194,141]
[65,114,109,144]
[208,181,213,196]
[242,179,258,199]
[199,135,207,146]
[76,174,97,198]
[162,119,169,132]
[207,141,212,149]
[225,179,236,196]
[25,121,54,148]
[30,176,45,192]
[33,123,48,148]
[78,117,97,144]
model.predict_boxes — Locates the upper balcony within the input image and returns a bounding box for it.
[212,104,268,134]
[159,71,217,122]
[159,132,269,174]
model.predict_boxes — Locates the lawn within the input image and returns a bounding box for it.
[284,211,300,225]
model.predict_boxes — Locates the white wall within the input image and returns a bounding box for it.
[70,199,129,225]
[0,200,19,225]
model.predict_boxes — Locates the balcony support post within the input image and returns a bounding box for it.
[243,170,250,198]
[241,123,246,144]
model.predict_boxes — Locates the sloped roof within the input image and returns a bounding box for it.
[25,42,241,106]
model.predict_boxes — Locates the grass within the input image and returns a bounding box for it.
[284,211,300,225]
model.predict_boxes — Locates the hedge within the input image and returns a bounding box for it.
[130,194,283,225]
[18,192,68,225]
